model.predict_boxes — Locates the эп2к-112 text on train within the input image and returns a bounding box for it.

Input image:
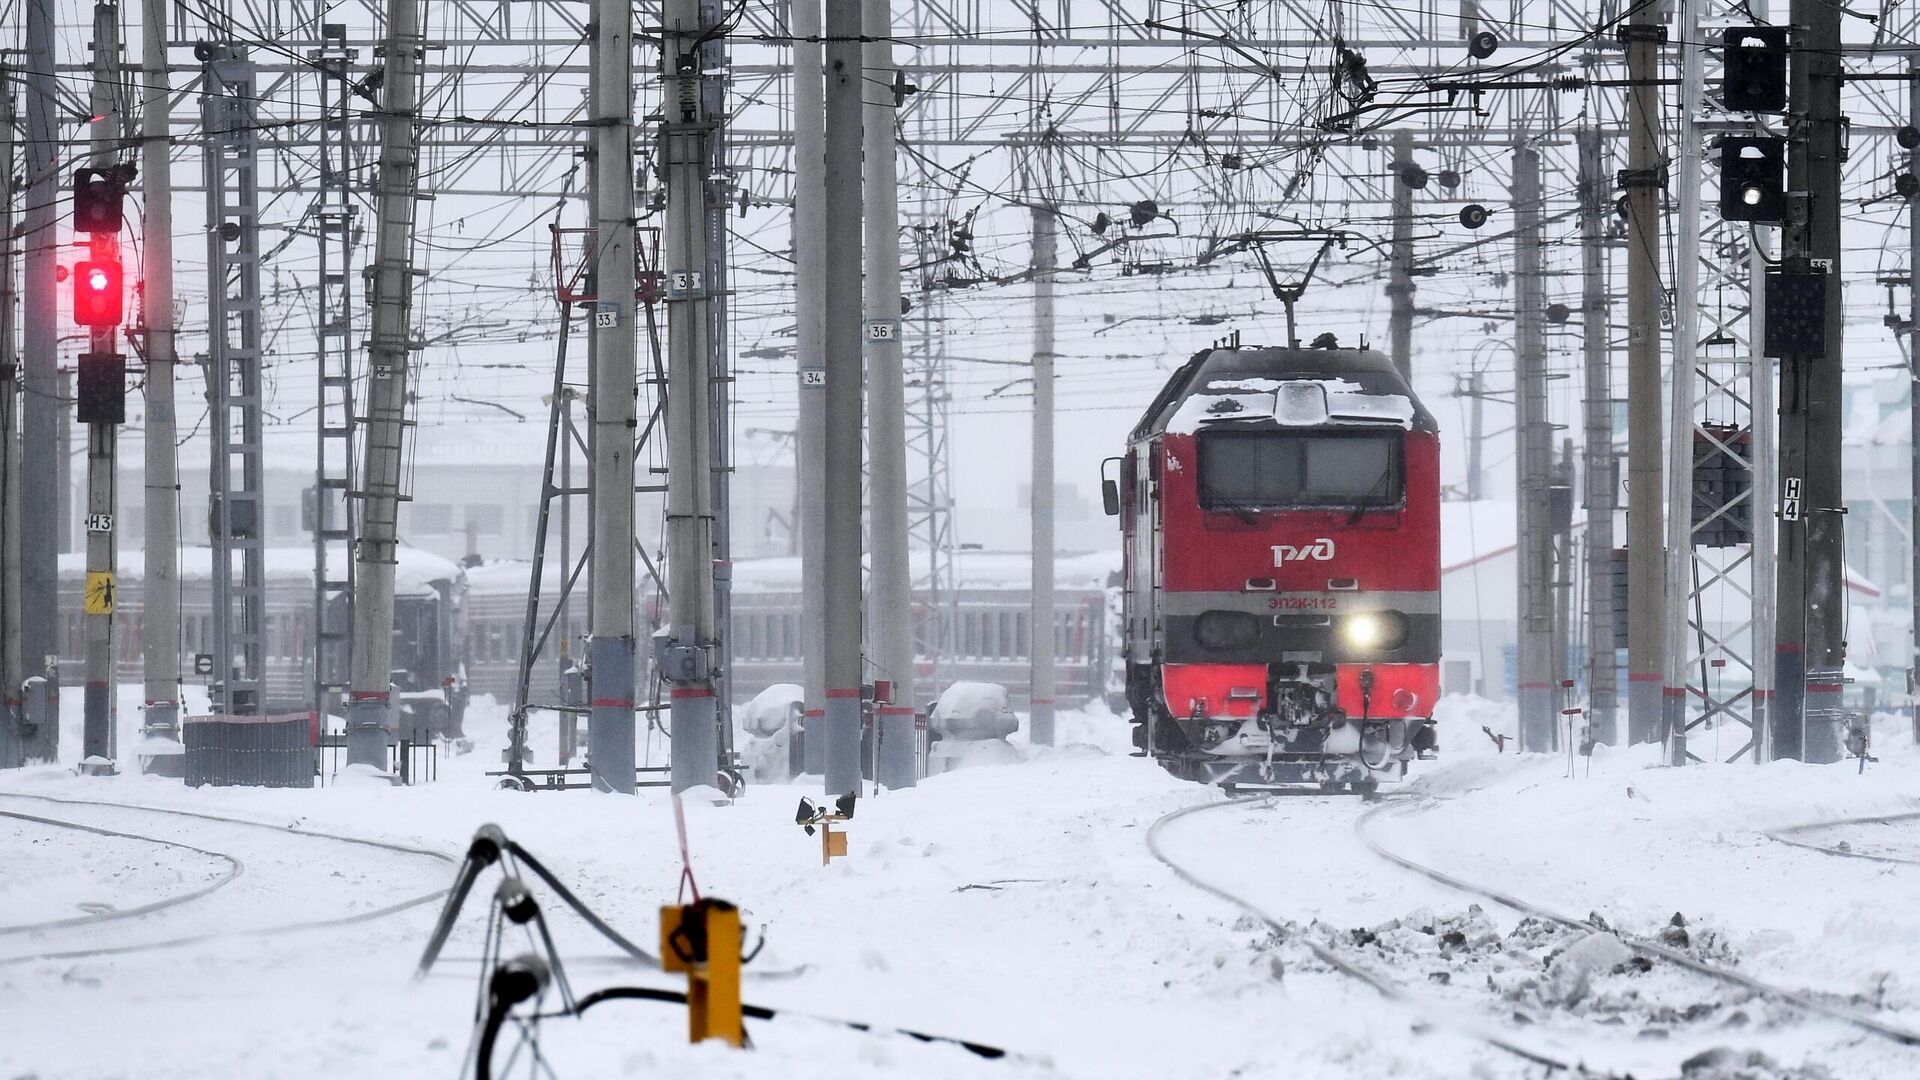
[1106,342,1440,793]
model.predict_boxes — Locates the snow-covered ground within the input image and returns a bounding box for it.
[0,692,1916,1079]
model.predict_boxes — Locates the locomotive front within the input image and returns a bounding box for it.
[1112,345,1440,791]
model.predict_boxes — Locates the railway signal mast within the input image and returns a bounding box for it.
[1772,0,1847,762]
[78,2,130,775]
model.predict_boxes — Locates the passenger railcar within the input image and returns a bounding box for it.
[1109,343,1440,790]
[55,547,470,735]
[460,552,1120,717]
[724,550,1121,710]
[462,559,587,708]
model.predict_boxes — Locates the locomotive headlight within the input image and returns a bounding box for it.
[1341,611,1408,651]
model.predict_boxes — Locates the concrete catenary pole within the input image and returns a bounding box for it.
[864,0,916,788]
[1663,0,1705,766]
[81,0,123,771]
[792,0,829,775]
[346,0,424,769]
[1465,368,1484,500]
[663,0,721,794]
[1774,0,1846,762]
[1623,5,1666,746]
[586,0,639,793]
[1513,139,1555,753]
[1553,437,1575,695]
[1387,130,1415,383]
[1910,64,1920,733]
[1028,197,1057,747]
[1577,127,1616,745]
[821,0,865,796]
[700,0,734,774]
[138,0,181,766]
[0,71,19,768]
[19,0,59,761]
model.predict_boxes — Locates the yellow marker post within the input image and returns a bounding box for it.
[796,795,856,866]
[659,899,743,1047]
[819,815,848,865]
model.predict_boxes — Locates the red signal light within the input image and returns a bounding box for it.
[72,258,123,327]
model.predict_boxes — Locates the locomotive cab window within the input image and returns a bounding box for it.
[1196,429,1403,510]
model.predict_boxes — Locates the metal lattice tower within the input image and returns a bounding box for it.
[901,0,958,693]
[200,46,268,716]
[312,24,358,725]
[906,222,957,689]
[1661,2,1777,764]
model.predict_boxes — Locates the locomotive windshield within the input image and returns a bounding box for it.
[1196,429,1402,509]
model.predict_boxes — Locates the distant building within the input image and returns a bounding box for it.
[1440,499,1891,704]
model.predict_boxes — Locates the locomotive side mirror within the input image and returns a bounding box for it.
[1100,456,1123,516]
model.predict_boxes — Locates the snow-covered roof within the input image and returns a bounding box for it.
[1167,376,1416,434]
[1438,499,1883,632]
[464,557,569,595]
[726,549,1121,593]
[58,546,462,595]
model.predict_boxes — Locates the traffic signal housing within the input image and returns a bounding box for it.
[76,351,126,425]
[1722,27,1789,113]
[72,258,123,326]
[71,168,125,234]
[1719,136,1786,222]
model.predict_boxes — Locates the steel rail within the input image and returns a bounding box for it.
[1146,795,1600,1075]
[1766,808,1920,868]
[0,791,454,966]
[1358,800,1920,1049]
[0,808,244,936]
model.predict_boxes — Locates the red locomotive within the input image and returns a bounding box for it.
[1104,342,1440,792]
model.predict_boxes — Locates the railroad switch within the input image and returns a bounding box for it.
[660,898,745,1047]
[796,793,857,865]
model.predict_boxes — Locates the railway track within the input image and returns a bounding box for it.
[0,807,244,936]
[1146,794,1605,1076]
[1766,809,1920,868]
[0,790,455,966]
[1357,798,1920,1052]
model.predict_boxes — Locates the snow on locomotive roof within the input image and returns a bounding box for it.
[1167,375,1417,434]
[1137,345,1436,439]
[724,549,1120,593]
[57,546,462,594]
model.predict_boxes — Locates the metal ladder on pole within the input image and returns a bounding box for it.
[311,24,358,727]
[200,46,266,715]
